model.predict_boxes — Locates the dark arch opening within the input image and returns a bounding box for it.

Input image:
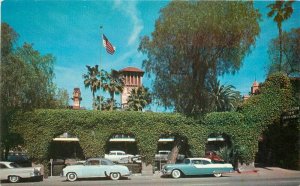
[205,133,234,164]
[48,132,84,176]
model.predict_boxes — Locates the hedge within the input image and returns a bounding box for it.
[9,73,295,172]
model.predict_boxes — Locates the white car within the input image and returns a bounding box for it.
[104,151,134,163]
[62,158,131,181]
[0,161,42,183]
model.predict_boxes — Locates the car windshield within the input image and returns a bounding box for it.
[9,162,21,168]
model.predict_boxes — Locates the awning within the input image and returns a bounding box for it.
[109,138,136,142]
[207,137,225,142]
[53,132,79,142]
[158,138,174,142]
[53,137,79,142]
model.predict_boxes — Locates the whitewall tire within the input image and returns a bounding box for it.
[67,172,78,182]
[110,172,121,180]
[213,173,222,177]
[8,175,20,183]
[171,169,181,179]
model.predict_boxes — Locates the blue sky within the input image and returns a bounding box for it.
[2,1,300,111]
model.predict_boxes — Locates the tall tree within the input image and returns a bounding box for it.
[83,65,101,110]
[54,88,70,109]
[102,70,124,111]
[267,1,294,71]
[126,86,152,111]
[139,1,260,116]
[1,23,58,159]
[268,28,300,77]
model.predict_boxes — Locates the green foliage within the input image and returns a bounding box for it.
[10,110,197,164]
[267,1,295,71]
[139,1,261,115]
[82,65,101,109]
[127,86,152,111]
[101,69,125,110]
[0,23,65,159]
[267,28,300,77]
[8,73,295,167]
[207,79,241,112]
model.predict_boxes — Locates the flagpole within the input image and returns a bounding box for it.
[99,25,103,111]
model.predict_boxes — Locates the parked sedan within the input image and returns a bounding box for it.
[62,158,131,181]
[0,161,42,183]
[162,158,233,178]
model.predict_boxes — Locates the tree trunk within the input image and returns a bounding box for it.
[167,137,182,163]
[110,92,114,111]
[92,92,95,110]
[279,24,282,72]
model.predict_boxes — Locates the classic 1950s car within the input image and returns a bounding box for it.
[162,158,233,178]
[62,158,131,181]
[104,150,134,163]
[0,161,42,183]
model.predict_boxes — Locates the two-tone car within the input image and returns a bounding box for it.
[0,161,42,183]
[162,158,233,178]
[62,158,131,181]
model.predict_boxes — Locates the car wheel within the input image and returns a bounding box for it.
[67,172,77,182]
[8,175,20,183]
[171,169,181,179]
[110,172,121,180]
[213,173,222,177]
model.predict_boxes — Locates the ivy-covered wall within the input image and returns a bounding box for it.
[9,73,295,169]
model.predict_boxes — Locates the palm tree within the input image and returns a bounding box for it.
[267,1,294,71]
[127,86,152,111]
[102,69,124,111]
[208,79,241,112]
[83,65,101,110]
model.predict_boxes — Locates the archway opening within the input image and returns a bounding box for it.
[205,133,234,164]
[155,134,189,171]
[49,132,84,176]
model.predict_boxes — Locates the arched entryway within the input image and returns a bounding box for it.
[105,133,141,173]
[155,134,189,171]
[49,132,84,176]
[205,133,235,165]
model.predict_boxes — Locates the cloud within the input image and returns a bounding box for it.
[113,0,144,46]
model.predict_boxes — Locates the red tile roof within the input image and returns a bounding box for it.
[120,67,144,73]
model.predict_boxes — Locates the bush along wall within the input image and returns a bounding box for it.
[9,73,295,173]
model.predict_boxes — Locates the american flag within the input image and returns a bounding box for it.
[102,34,116,55]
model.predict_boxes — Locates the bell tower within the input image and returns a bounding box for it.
[72,88,82,110]
[119,67,144,108]
[251,81,260,95]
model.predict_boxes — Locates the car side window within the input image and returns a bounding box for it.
[202,160,211,165]
[117,152,123,155]
[192,160,201,164]
[87,160,100,165]
[101,160,108,165]
[110,152,116,155]
[0,163,8,168]
[184,159,190,164]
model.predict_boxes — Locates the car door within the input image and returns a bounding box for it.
[192,159,212,175]
[82,160,104,178]
[0,163,9,180]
